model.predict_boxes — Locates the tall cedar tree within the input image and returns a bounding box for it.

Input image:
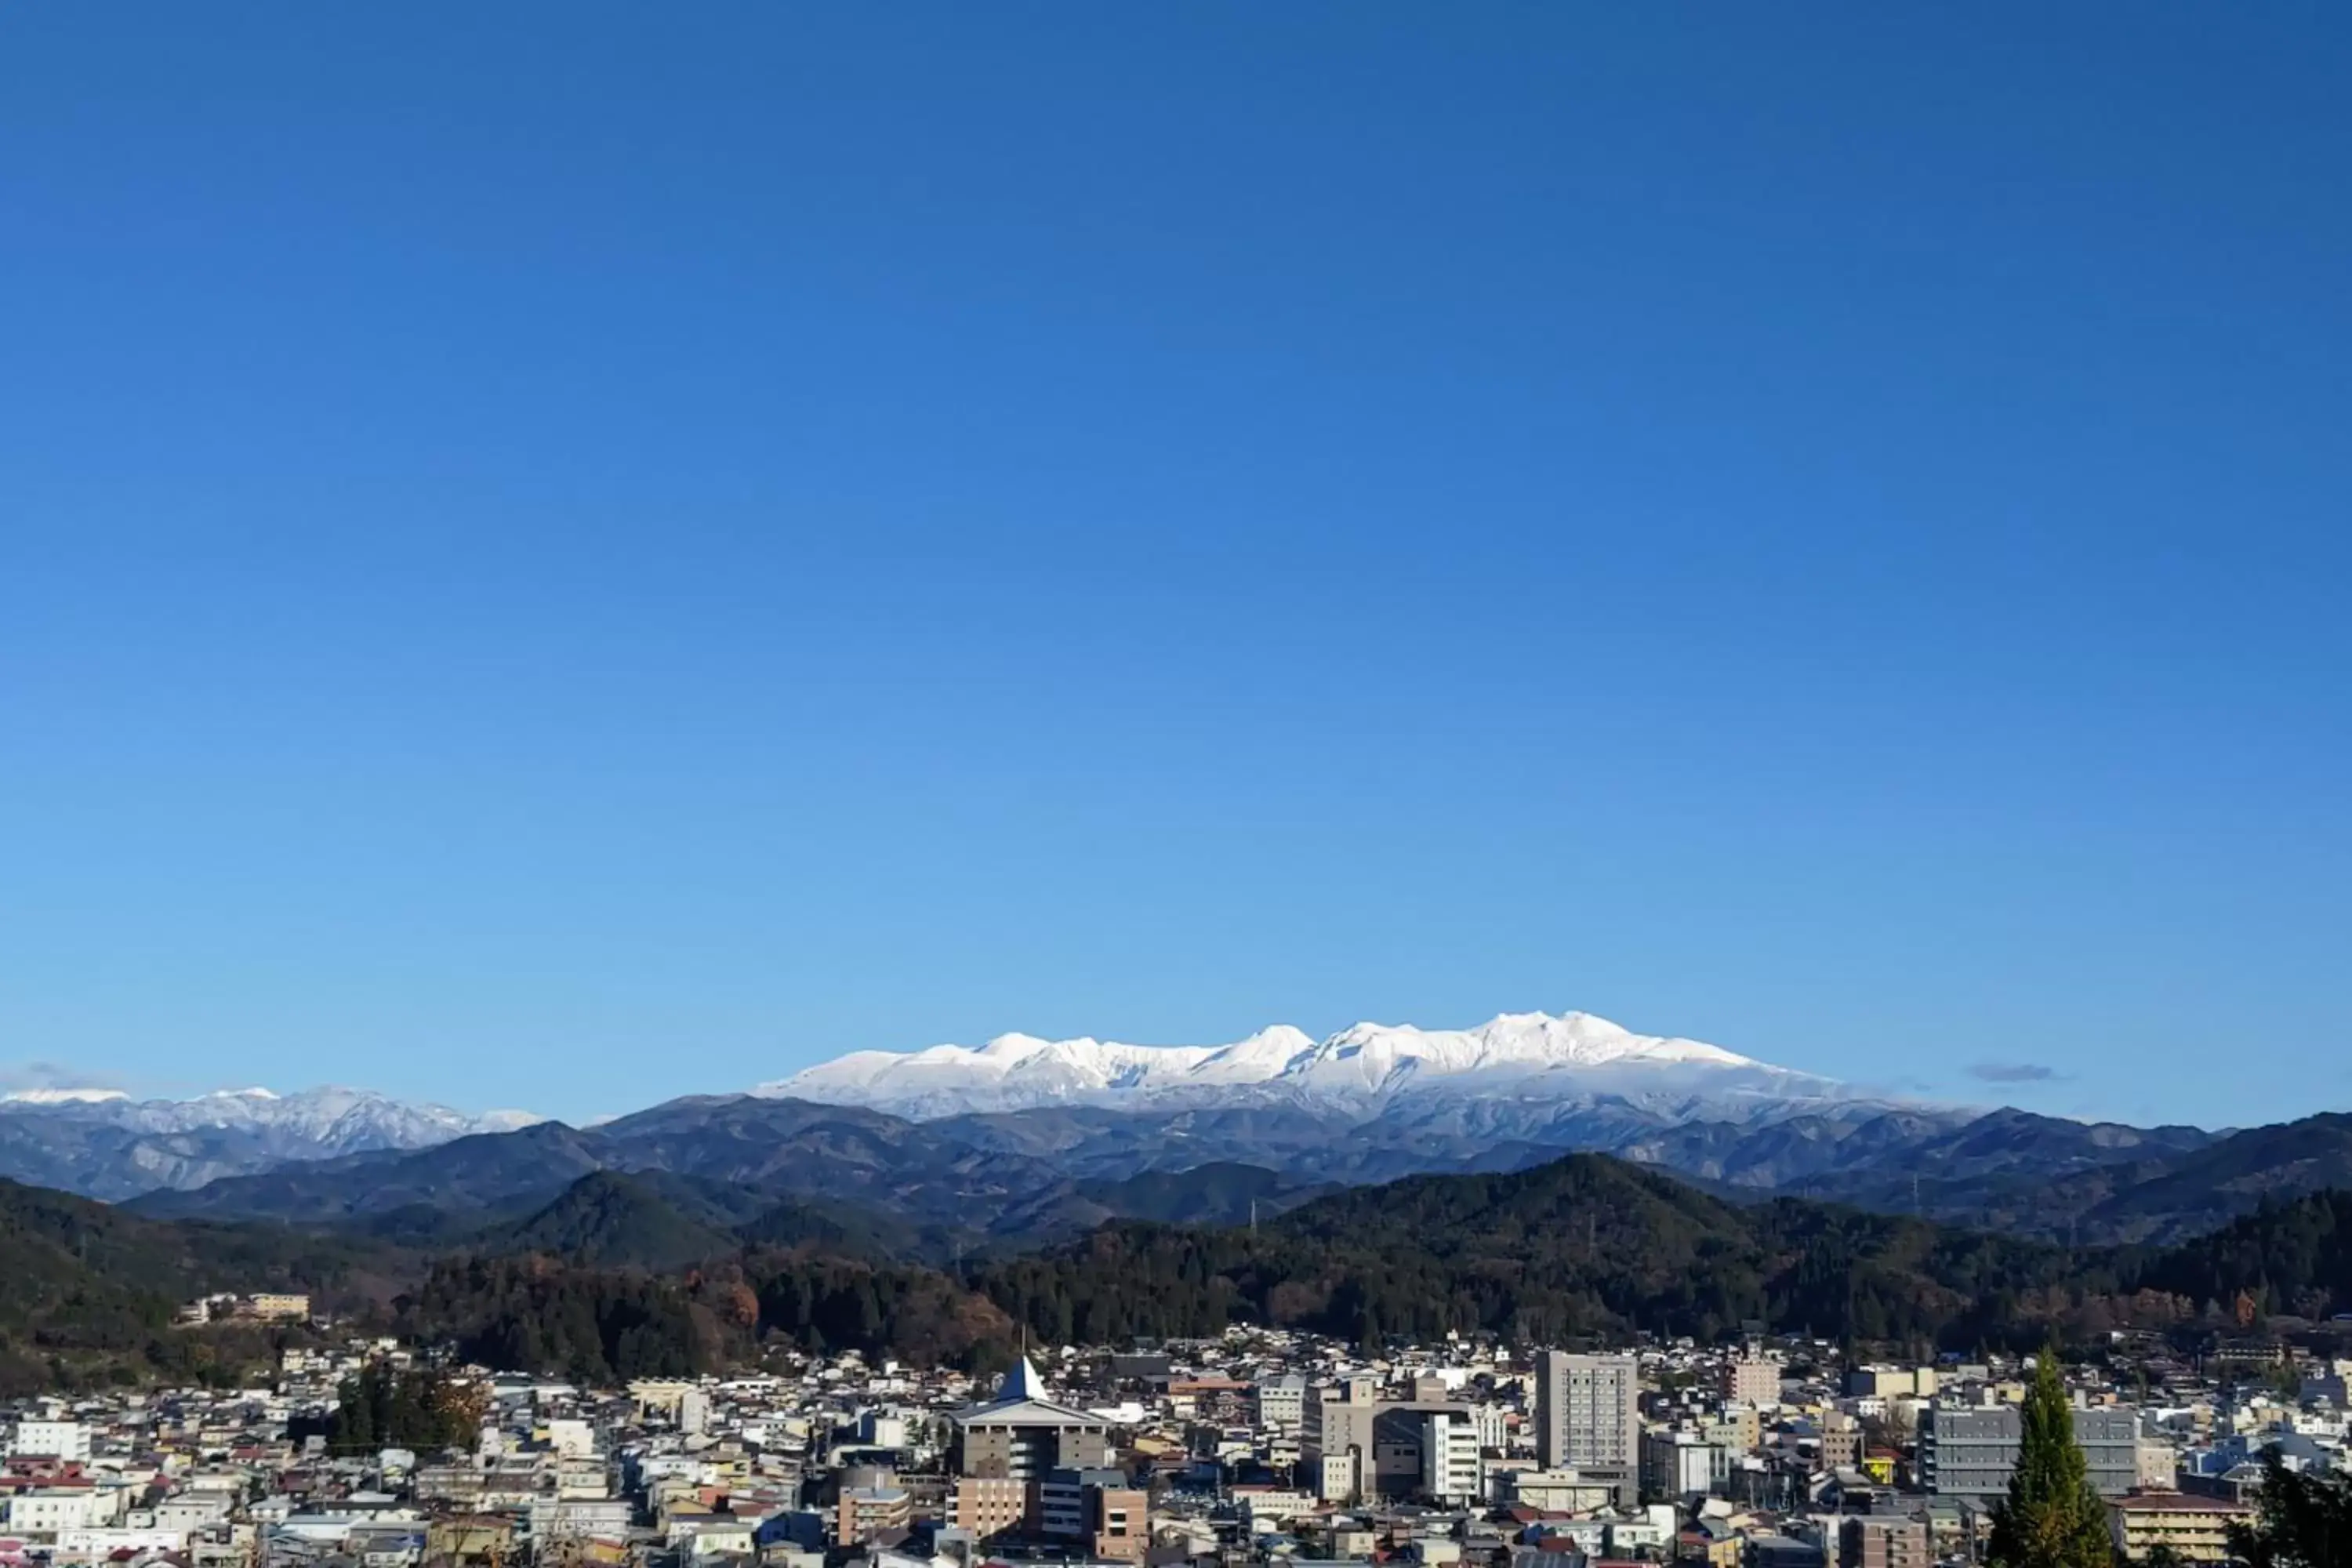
[1985,1348,2113,1568]
[2228,1448,2352,1568]
[331,1364,482,1454]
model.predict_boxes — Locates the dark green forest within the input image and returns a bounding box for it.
[329,1361,485,1452]
[399,1248,1014,1383]
[0,1178,381,1395]
[978,1154,2118,1349]
[19,1152,2352,1388]
[387,1157,2352,1377]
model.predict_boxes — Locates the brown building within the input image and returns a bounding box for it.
[1821,1414,1863,1472]
[2107,1491,2252,1563]
[837,1486,913,1545]
[1838,1515,1929,1568]
[1091,1483,1147,1563]
[1726,1357,1782,1408]
[426,1515,517,1568]
[947,1476,1027,1539]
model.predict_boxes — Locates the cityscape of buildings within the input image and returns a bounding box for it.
[4,1324,2343,1568]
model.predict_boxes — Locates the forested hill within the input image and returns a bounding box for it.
[390,1154,2096,1384]
[2129,1187,2352,1320]
[20,1152,2352,1392]
[975,1158,2352,1354]
[0,1178,393,1394]
[978,1152,2106,1351]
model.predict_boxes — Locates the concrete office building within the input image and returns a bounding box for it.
[1922,1403,2140,1500]
[1304,1379,1380,1502]
[1537,1352,1639,1504]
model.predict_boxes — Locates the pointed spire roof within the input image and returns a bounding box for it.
[1001,1353,1047,1402]
[953,1349,1104,1428]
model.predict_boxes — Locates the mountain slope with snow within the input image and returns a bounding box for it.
[756,1010,1858,1120]
[0,1085,544,1200]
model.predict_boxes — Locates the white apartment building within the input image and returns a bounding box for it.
[7,1490,107,1533]
[9,1420,92,1462]
[1420,1410,1484,1504]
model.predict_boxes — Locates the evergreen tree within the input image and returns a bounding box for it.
[1985,1346,2112,1568]
[2228,1449,2352,1568]
[331,1364,479,1454]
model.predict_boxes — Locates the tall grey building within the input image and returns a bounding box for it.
[1304,1378,1381,1502]
[1920,1403,2139,1500]
[1537,1352,1639,1501]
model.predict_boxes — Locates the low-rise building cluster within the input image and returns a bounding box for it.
[4,1326,2347,1568]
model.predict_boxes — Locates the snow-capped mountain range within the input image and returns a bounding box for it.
[0,1084,543,1200]
[0,1083,541,1146]
[0,1012,1889,1202]
[755,1010,1860,1120]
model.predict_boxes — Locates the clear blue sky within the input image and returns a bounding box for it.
[3,5,2346,1128]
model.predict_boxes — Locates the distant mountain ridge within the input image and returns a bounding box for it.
[757,1009,1862,1119]
[0,1086,543,1200]
[20,1012,2351,1261]
[115,1073,2352,1262]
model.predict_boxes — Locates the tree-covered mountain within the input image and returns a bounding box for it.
[127,1100,1108,1245]
[2058,1113,2352,1245]
[485,1172,742,1272]
[33,1143,2352,1394]
[978,1152,2113,1351]
[0,1177,400,1393]
[1633,1105,2214,1201]
[1794,1112,2352,1247]
[127,1120,614,1229]
[2133,1188,2352,1320]
[400,1247,1014,1384]
[118,1077,2352,1260]
[401,1153,2092,1380]
[1073,1163,1338,1226]
[977,1163,2352,1354]
[401,1157,2352,1382]
[455,1171,954,1272]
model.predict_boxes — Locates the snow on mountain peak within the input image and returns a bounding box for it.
[978,1033,1058,1060]
[755,1009,1821,1118]
[0,1083,552,1200]
[0,1082,544,1152]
